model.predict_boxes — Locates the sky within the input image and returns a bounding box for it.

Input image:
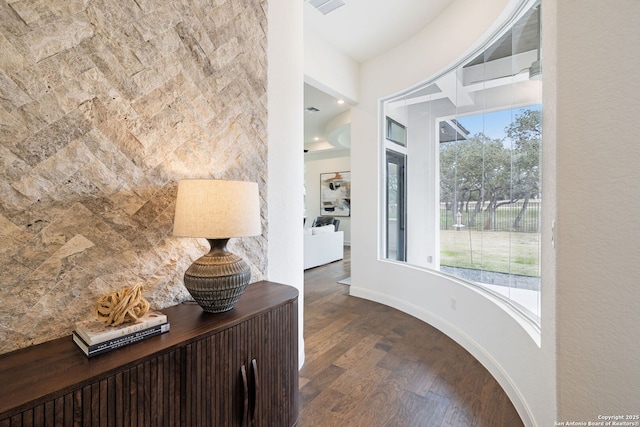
[457,105,541,141]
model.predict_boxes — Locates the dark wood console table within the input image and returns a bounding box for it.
[0,280,299,427]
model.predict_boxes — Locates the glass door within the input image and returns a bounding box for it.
[386,150,406,261]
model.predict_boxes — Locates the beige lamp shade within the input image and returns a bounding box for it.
[173,179,261,239]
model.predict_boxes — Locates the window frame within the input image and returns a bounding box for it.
[379,0,542,326]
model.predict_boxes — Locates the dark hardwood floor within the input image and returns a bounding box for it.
[298,248,524,427]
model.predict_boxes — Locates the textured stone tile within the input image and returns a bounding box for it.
[118,246,164,279]
[149,29,183,59]
[34,139,91,182]
[12,203,124,269]
[0,1,31,37]
[0,0,268,355]
[10,170,55,204]
[132,6,179,42]
[0,214,30,259]
[0,328,31,356]
[132,0,158,14]
[26,235,96,286]
[0,108,30,149]
[11,234,96,319]
[145,266,192,308]
[0,144,30,182]
[154,146,204,182]
[58,48,96,75]
[11,107,48,137]
[10,223,66,270]
[7,197,64,235]
[80,195,144,243]
[52,172,103,202]
[111,0,146,27]
[131,82,177,118]
[79,97,146,165]
[0,212,27,239]
[133,104,184,149]
[131,54,182,96]
[15,95,67,135]
[53,78,96,114]
[82,38,142,100]
[17,266,104,339]
[11,55,68,100]
[101,95,145,137]
[10,0,87,27]
[85,3,145,74]
[81,129,148,188]
[175,22,216,77]
[0,70,31,112]
[186,90,217,124]
[119,21,164,69]
[0,251,30,289]
[78,156,123,196]
[12,109,93,166]
[22,16,94,63]
[0,32,26,75]
[131,184,175,227]
[108,184,147,216]
[141,199,175,246]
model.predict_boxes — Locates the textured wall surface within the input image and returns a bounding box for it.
[0,0,268,355]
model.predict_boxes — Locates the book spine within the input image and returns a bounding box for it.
[89,323,169,352]
[73,324,170,357]
[78,315,168,345]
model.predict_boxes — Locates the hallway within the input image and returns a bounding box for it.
[297,248,523,427]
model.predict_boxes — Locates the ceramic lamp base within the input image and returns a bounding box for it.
[183,238,251,313]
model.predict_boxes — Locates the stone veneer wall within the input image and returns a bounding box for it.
[0,0,268,355]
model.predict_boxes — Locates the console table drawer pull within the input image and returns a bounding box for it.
[241,364,249,427]
[251,358,259,426]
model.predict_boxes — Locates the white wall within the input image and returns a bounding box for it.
[303,9,357,249]
[349,0,640,424]
[268,0,305,366]
[304,29,360,104]
[350,0,555,425]
[552,0,640,420]
[405,106,437,268]
[304,155,352,244]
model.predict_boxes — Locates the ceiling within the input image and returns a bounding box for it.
[304,0,457,156]
[303,0,541,157]
[303,84,350,150]
[304,0,455,63]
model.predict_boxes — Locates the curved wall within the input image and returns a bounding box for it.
[349,0,555,425]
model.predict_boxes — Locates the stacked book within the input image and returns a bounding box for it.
[72,310,170,358]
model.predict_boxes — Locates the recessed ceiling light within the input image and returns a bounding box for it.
[314,137,320,141]
[337,99,345,105]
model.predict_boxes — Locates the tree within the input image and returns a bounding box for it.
[439,108,541,231]
[506,109,541,230]
[440,134,511,229]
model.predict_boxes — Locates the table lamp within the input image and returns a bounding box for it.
[173,179,261,313]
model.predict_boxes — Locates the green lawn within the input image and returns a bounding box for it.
[440,229,540,277]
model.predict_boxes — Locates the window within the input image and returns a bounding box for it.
[386,117,407,146]
[381,1,542,322]
[386,150,406,261]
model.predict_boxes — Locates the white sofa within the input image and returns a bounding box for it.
[303,225,344,269]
